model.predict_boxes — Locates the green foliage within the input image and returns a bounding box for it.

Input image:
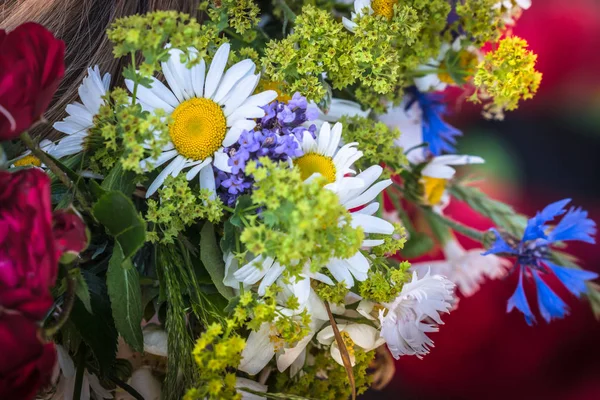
[340,115,408,176]
[145,175,224,244]
[200,222,235,300]
[93,190,147,258]
[315,280,349,305]
[241,158,363,275]
[107,243,144,352]
[471,36,542,119]
[70,268,92,315]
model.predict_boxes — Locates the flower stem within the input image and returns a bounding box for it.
[43,273,77,339]
[73,344,86,400]
[422,207,485,243]
[20,131,73,190]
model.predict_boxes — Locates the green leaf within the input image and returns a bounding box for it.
[220,220,236,254]
[230,195,252,227]
[107,243,144,352]
[586,282,600,320]
[93,191,146,258]
[102,162,136,195]
[71,269,92,314]
[449,183,527,236]
[70,272,117,374]
[400,232,434,258]
[200,222,234,300]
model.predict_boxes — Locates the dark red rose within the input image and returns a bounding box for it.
[0,312,57,399]
[0,169,87,399]
[0,22,65,140]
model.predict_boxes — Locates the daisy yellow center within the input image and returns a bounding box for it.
[371,0,396,20]
[421,176,447,206]
[439,51,479,84]
[14,155,41,168]
[169,98,227,161]
[294,153,337,183]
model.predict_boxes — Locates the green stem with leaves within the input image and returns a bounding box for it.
[422,208,485,243]
[73,344,86,400]
[43,272,77,339]
[20,132,72,189]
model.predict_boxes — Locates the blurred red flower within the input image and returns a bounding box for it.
[0,169,87,399]
[0,22,65,140]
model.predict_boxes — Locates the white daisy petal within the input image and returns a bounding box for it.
[213,59,256,104]
[343,179,392,210]
[223,74,261,115]
[191,58,207,98]
[241,91,278,108]
[185,158,211,181]
[199,164,217,198]
[213,150,232,173]
[227,105,266,122]
[146,155,182,198]
[351,214,395,235]
[125,78,176,112]
[204,43,231,99]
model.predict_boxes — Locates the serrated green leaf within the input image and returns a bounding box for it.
[101,162,136,195]
[200,222,234,300]
[70,272,117,374]
[93,191,146,258]
[71,268,92,314]
[107,243,144,352]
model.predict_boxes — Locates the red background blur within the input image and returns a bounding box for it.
[367,1,600,399]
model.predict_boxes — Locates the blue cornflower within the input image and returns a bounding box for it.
[484,199,598,324]
[405,87,462,157]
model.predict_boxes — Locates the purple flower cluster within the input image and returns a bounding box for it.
[215,93,319,206]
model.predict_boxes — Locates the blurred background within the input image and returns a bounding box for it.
[366,0,600,399]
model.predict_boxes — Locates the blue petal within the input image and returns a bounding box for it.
[523,199,571,242]
[533,272,569,323]
[546,206,597,244]
[507,269,536,325]
[406,88,462,156]
[546,262,598,298]
[482,229,518,256]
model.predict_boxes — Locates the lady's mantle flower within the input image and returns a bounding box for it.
[53,66,111,158]
[420,154,485,211]
[484,199,598,324]
[379,270,455,359]
[128,43,277,197]
[412,238,510,297]
[378,88,461,163]
[342,0,397,32]
[316,323,384,366]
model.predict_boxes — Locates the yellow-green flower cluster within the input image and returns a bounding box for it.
[340,115,408,176]
[146,175,224,244]
[185,323,246,400]
[107,11,225,78]
[370,222,407,257]
[315,280,350,305]
[274,348,376,399]
[88,88,170,174]
[358,261,411,303]
[471,36,542,119]
[240,158,364,275]
[455,0,505,47]
[207,0,260,35]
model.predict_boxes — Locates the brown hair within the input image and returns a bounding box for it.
[0,0,202,139]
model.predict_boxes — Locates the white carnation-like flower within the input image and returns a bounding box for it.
[379,270,455,359]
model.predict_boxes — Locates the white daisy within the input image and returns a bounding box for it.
[53,66,111,158]
[342,0,397,32]
[128,43,277,198]
[421,154,485,212]
[414,37,480,93]
[238,290,328,375]
[294,122,363,185]
[412,238,510,297]
[11,139,57,168]
[230,123,394,293]
[314,98,370,128]
[379,269,455,359]
[316,323,385,366]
